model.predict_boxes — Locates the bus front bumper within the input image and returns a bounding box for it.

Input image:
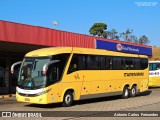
[16,92,55,104]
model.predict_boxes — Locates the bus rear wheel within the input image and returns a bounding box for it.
[62,91,73,107]
[121,86,129,99]
[130,86,137,97]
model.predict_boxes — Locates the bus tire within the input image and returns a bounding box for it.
[121,86,129,99]
[130,86,137,97]
[62,91,73,107]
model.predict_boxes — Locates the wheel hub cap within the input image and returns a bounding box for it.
[65,95,71,104]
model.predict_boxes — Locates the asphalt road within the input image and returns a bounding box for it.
[0,87,160,120]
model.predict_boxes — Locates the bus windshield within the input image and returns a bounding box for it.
[18,57,50,89]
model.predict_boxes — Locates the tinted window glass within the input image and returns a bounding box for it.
[87,55,96,70]
[125,58,134,70]
[47,54,70,85]
[68,54,86,73]
[116,57,122,70]
[99,56,106,70]
[68,54,148,72]
[134,58,141,70]
[141,58,148,69]
[149,63,160,71]
[106,57,112,70]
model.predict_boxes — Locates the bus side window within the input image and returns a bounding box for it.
[156,63,160,70]
[68,54,87,74]
[87,55,95,70]
[141,58,148,70]
[47,64,59,84]
[68,55,78,74]
[125,58,134,70]
[106,57,112,70]
[78,55,86,70]
[99,56,106,70]
[152,64,157,70]
[149,63,153,70]
[116,57,122,70]
[135,58,141,70]
[121,58,126,70]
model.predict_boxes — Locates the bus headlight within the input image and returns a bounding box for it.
[37,88,52,96]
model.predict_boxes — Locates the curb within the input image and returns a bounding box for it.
[0,94,16,99]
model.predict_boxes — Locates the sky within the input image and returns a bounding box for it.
[0,0,160,46]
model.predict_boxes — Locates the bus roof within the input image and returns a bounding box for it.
[25,47,148,58]
[25,47,72,57]
[149,61,160,63]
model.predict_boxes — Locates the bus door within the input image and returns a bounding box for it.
[46,60,61,102]
[66,54,91,97]
[79,72,92,96]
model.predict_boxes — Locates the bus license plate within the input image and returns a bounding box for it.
[25,98,30,101]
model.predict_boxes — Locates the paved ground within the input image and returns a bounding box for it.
[0,94,15,99]
[0,87,160,120]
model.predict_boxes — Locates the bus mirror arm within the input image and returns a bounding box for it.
[43,60,60,74]
[11,61,22,74]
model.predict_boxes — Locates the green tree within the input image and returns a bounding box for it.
[89,23,107,38]
[120,28,133,42]
[107,29,119,40]
[115,35,120,40]
[138,35,150,44]
[130,35,138,43]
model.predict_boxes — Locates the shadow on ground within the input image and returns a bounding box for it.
[137,90,152,97]
[149,86,160,89]
[25,90,152,109]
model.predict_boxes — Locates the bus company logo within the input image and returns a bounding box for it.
[116,44,123,51]
[124,72,144,77]
[116,43,140,53]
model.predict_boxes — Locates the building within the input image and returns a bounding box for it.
[0,20,152,94]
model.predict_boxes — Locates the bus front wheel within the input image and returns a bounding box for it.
[62,91,73,107]
[121,86,129,99]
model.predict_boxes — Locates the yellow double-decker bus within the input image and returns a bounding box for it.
[149,61,160,87]
[11,47,149,107]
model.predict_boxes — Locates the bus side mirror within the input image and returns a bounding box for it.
[43,60,60,75]
[11,61,22,74]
